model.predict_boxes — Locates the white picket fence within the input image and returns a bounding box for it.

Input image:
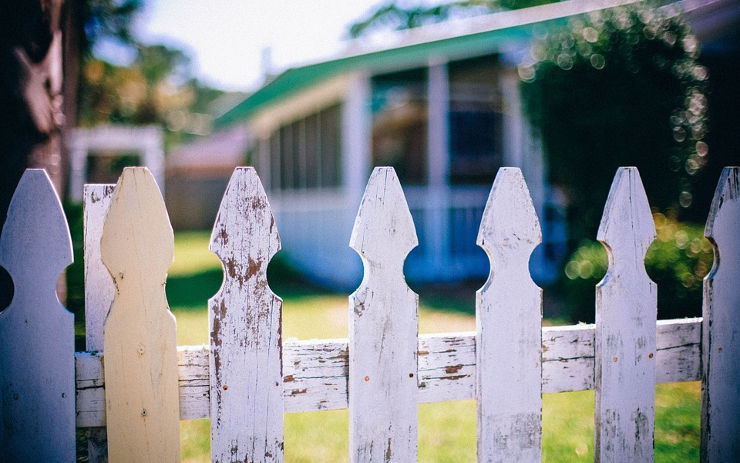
[0,165,738,463]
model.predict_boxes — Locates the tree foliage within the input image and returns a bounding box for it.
[76,6,224,146]
[348,0,552,38]
[518,3,713,321]
[520,3,709,246]
[562,213,712,322]
[78,47,223,146]
[79,0,144,54]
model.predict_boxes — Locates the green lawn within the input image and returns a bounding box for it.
[169,232,700,462]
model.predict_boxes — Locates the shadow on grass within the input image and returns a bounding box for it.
[414,279,484,316]
[166,256,338,311]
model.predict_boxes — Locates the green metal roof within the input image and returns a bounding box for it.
[215,24,536,128]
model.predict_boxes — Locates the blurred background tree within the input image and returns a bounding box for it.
[520,4,709,245]
[78,44,224,144]
[518,2,734,321]
[348,1,737,322]
[1,0,224,309]
[348,0,553,37]
[1,0,144,229]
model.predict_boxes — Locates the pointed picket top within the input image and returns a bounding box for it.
[84,184,116,352]
[83,184,116,463]
[209,167,280,281]
[0,169,72,285]
[704,166,739,248]
[101,167,174,292]
[477,167,541,264]
[701,167,740,462]
[476,167,543,461]
[595,167,657,462]
[350,167,418,272]
[0,168,75,462]
[101,167,180,462]
[597,167,656,274]
[349,167,419,463]
[208,167,284,463]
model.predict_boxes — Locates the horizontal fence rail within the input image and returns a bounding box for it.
[74,318,701,427]
[1,165,738,463]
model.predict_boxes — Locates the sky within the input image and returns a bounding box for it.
[122,0,430,92]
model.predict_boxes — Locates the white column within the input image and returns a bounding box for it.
[258,136,271,191]
[427,60,449,188]
[501,70,523,169]
[341,72,371,209]
[502,69,548,280]
[427,61,450,276]
[69,142,87,202]
[142,127,165,198]
[501,69,544,220]
[144,146,165,199]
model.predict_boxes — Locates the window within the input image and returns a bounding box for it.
[448,54,503,185]
[371,68,428,185]
[267,104,341,191]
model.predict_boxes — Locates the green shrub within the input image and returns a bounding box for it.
[63,201,86,351]
[562,213,712,322]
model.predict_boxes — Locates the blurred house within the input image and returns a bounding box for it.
[166,126,249,230]
[167,0,737,289]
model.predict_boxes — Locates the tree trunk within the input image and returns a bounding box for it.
[0,0,67,307]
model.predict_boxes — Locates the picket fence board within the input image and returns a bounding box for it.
[2,165,730,463]
[595,168,657,462]
[701,166,740,462]
[209,167,284,462]
[476,168,543,462]
[74,318,700,426]
[0,169,75,462]
[83,184,115,463]
[349,167,419,462]
[100,167,180,462]
[84,184,116,352]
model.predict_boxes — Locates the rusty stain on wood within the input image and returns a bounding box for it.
[209,167,283,463]
[73,318,702,425]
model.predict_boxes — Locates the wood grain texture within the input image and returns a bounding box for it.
[84,184,116,352]
[101,167,180,462]
[701,167,740,462]
[209,167,284,463]
[83,184,116,463]
[0,169,75,462]
[74,318,701,426]
[349,167,419,463]
[595,167,657,463]
[476,168,542,462]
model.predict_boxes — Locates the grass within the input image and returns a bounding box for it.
[168,231,700,462]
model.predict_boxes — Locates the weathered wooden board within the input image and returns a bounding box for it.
[476,168,543,462]
[83,184,116,463]
[209,167,284,462]
[101,167,180,462]
[349,167,419,462]
[74,318,701,426]
[701,166,740,462]
[595,167,656,462]
[0,169,75,462]
[84,184,116,352]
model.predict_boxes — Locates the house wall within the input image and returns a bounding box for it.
[270,190,362,289]
[245,55,561,288]
[165,171,232,231]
